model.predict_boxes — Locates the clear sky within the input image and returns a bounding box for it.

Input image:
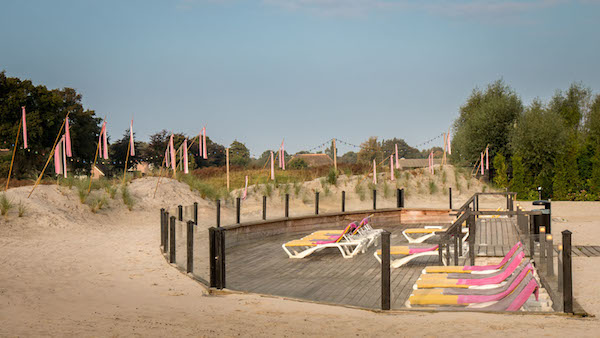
[2,0,599,157]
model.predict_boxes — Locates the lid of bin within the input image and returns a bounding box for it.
[531,209,550,214]
[533,200,551,206]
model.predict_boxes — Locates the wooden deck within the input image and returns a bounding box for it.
[226,225,439,310]
[474,217,520,257]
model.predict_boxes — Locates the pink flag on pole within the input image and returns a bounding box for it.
[281,140,285,170]
[130,120,135,156]
[242,175,249,200]
[481,152,484,175]
[102,122,108,159]
[270,151,275,180]
[202,127,207,159]
[98,125,103,159]
[54,139,62,174]
[395,144,399,169]
[22,107,28,149]
[165,147,169,168]
[485,147,489,170]
[447,133,452,155]
[373,159,377,185]
[183,139,189,174]
[169,134,176,171]
[390,156,395,181]
[65,117,72,157]
[62,135,67,178]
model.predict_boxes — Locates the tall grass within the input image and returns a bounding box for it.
[428,180,438,194]
[326,167,338,186]
[0,194,13,216]
[354,181,366,201]
[382,180,391,198]
[121,186,135,211]
[17,201,27,217]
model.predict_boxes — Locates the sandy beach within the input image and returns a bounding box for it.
[1,177,599,337]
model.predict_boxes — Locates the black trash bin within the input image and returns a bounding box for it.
[532,200,551,234]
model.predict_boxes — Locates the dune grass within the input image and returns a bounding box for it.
[0,194,13,216]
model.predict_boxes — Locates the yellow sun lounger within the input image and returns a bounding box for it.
[374,245,440,268]
[422,242,522,274]
[282,222,368,259]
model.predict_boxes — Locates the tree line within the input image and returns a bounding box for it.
[1,71,440,179]
[451,79,600,200]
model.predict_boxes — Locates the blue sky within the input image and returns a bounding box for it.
[2,0,599,157]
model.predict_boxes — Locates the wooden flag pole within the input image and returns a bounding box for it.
[87,117,106,194]
[442,133,447,166]
[226,148,230,191]
[5,118,22,191]
[122,139,131,186]
[28,113,69,198]
[333,138,337,171]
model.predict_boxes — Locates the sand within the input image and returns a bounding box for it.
[1,176,599,336]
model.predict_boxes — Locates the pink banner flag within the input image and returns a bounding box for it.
[102,122,108,159]
[281,140,285,170]
[130,120,135,156]
[98,125,103,159]
[65,117,72,157]
[202,127,207,159]
[395,144,399,169]
[164,147,169,168]
[242,175,248,200]
[481,152,484,175]
[22,106,28,149]
[169,134,176,171]
[390,156,395,181]
[270,151,275,180]
[278,148,282,168]
[485,147,489,170]
[54,139,62,174]
[183,139,189,174]
[62,135,67,178]
[447,133,452,155]
[373,159,377,185]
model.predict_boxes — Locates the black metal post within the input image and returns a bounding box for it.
[445,235,451,266]
[160,208,165,252]
[562,230,573,313]
[178,205,183,221]
[315,192,319,215]
[169,216,176,264]
[468,214,476,265]
[373,189,377,210]
[164,211,170,252]
[193,202,198,225]
[540,228,546,267]
[396,189,401,208]
[538,187,543,201]
[449,187,452,209]
[214,228,222,289]
[529,215,535,259]
[216,199,221,228]
[558,246,563,290]
[285,194,290,218]
[341,191,346,212]
[187,220,194,273]
[400,188,404,208]
[454,233,459,265]
[381,230,391,310]
[209,227,217,287]
[475,195,479,212]
[262,196,267,220]
[218,228,226,289]
[236,197,241,224]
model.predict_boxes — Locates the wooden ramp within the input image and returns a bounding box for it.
[474,217,520,257]
[226,225,439,310]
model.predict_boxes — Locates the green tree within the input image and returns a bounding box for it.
[0,71,102,177]
[585,94,600,148]
[493,153,508,188]
[589,151,600,196]
[229,140,250,167]
[553,133,580,199]
[510,154,532,198]
[109,129,144,171]
[510,99,568,192]
[451,79,523,167]
[357,137,381,164]
[340,151,357,164]
[381,138,421,159]
[288,157,308,169]
[548,83,591,131]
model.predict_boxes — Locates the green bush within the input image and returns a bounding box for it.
[326,167,338,186]
[428,181,438,194]
[121,186,135,211]
[17,201,27,217]
[288,158,308,169]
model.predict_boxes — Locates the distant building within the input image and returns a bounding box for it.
[128,161,149,175]
[291,153,334,167]
[92,165,106,180]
